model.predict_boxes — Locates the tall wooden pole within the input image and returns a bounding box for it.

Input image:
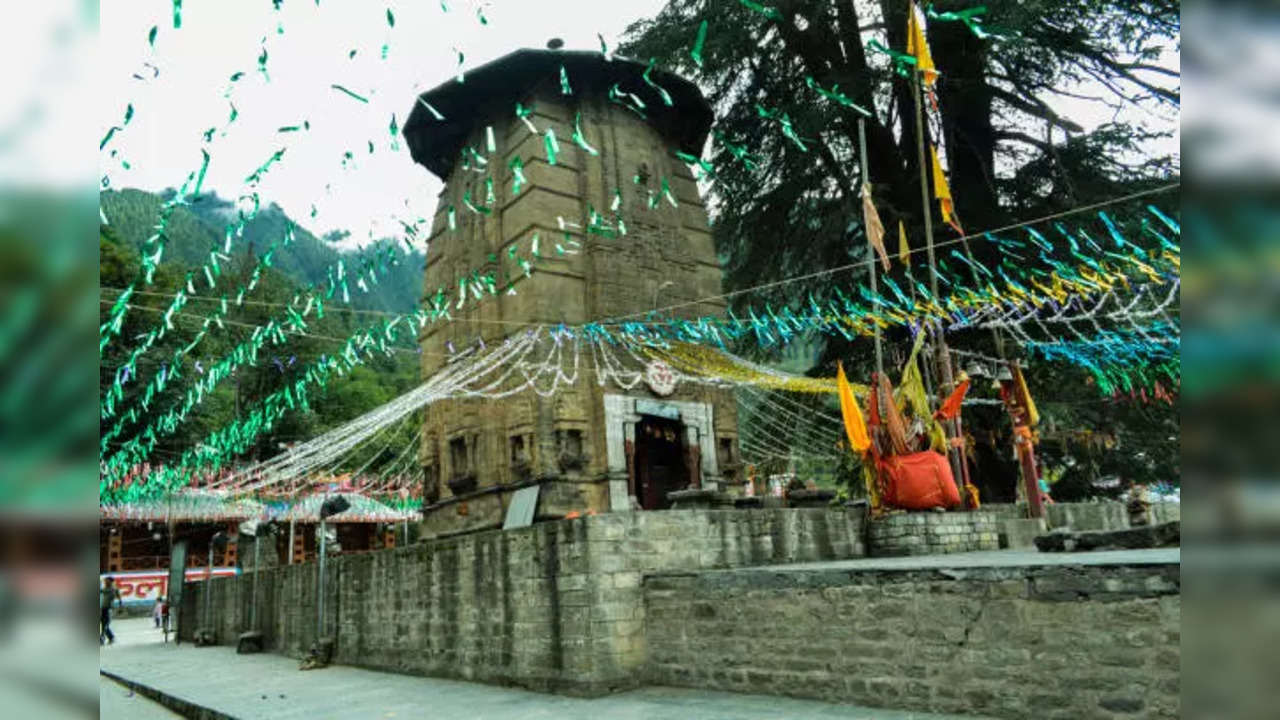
[909,7,967,503]
[858,119,884,378]
[1001,369,1045,519]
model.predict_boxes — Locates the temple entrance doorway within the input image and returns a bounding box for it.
[635,416,690,510]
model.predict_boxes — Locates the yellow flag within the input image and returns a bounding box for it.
[907,3,939,87]
[896,334,946,452]
[898,220,911,267]
[837,361,871,454]
[1011,366,1041,428]
[861,183,890,272]
[930,145,964,235]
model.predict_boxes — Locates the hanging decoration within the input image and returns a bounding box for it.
[100,1,1180,514]
[861,183,890,271]
[907,3,939,87]
[691,19,709,67]
[930,146,963,234]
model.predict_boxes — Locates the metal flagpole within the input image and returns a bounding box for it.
[908,1,967,500]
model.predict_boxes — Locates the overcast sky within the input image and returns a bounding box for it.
[98,0,1177,251]
[100,0,667,248]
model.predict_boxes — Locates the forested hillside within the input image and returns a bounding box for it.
[100,190,425,471]
[101,188,425,314]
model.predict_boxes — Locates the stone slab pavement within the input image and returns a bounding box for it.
[100,618,989,720]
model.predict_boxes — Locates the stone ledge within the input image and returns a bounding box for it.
[665,488,722,510]
[100,670,237,720]
[1035,521,1181,553]
[643,558,1182,601]
[785,489,837,508]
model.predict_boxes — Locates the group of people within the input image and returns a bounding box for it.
[99,576,168,645]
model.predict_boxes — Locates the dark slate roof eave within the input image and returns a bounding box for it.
[403,48,713,180]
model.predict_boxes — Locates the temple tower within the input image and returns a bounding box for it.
[403,46,740,536]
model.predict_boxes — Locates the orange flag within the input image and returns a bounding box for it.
[837,361,871,454]
[933,378,971,421]
[930,145,963,235]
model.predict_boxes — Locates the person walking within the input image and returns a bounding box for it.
[100,577,122,645]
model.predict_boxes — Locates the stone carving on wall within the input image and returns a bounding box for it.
[556,428,590,472]
[423,463,441,505]
[509,433,533,481]
[447,471,478,497]
[555,391,586,422]
[446,433,479,496]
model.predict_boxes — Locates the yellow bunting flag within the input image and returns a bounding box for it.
[1011,365,1041,428]
[837,361,871,454]
[930,145,964,235]
[907,2,939,88]
[898,220,911,267]
[861,183,890,272]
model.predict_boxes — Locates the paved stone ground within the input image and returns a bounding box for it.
[100,618,987,719]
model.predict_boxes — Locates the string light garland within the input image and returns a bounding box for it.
[100,2,1180,511]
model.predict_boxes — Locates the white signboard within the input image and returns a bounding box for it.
[503,485,540,530]
[635,398,681,420]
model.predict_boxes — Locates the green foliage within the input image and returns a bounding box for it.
[621,0,1179,347]
[100,188,424,314]
[622,0,1181,499]
[1027,363,1179,500]
[99,192,423,473]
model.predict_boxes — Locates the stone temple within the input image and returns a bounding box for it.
[403,46,742,537]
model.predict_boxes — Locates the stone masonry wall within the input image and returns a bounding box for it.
[644,562,1180,719]
[180,508,865,696]
[867,510,1001,557]
[985,502,1182,532]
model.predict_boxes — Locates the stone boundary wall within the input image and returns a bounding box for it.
[644,562,1180,719]
[986,502,1181,532]
[180,508,866,696]
[867,511,1001,557]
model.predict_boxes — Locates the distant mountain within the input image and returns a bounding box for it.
[100,188,425,314]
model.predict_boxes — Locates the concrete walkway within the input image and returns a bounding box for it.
[100,618,987,720]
